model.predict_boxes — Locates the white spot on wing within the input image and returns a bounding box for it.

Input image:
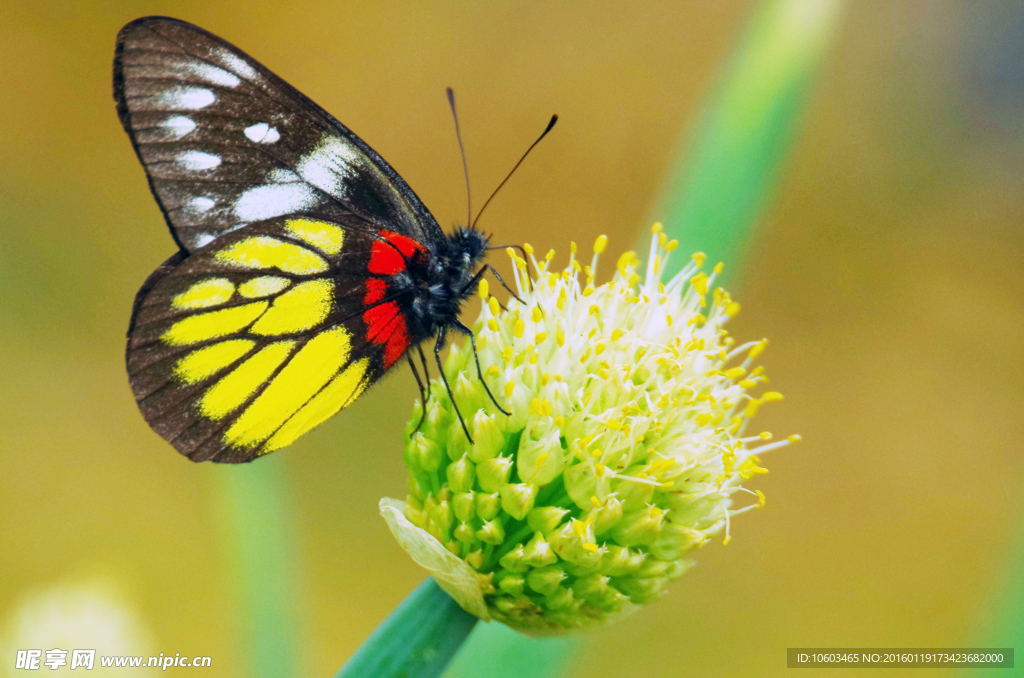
[188,62,241,88]
[195,233,216,248]
[234,184,318,221]
[267,168,301,182]
[244,123,281,144]
[190,197,216,212]
[160,116,196,138]
[157,86,215,110]
[217,52,259,80]
[178,151,221,171]
[296,137,363,197]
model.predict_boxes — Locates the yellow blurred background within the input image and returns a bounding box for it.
[2,1,1023,676]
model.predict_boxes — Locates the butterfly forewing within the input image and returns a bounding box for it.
[114,16,443,252]
[126,217,394,462]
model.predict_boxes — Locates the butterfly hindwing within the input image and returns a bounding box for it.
[114,16,444,252]
[126,216,402,462]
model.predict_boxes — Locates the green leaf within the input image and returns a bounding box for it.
[335,578,478,678]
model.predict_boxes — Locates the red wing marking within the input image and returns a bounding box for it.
[363,300,410,368]
[364,278,387,305]
[367,231,425,276]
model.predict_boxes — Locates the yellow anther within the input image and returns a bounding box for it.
[749,340,767,359]
[724,367,746,379]
[691,251,707,266]
[689,272,709,295]
[486,365,501,377]
[535,451,550,468]
[535,332,547,343]
[504,381,514,398]
[762,391,784,402]
[665,239,679,252]
[739,380,756,389]
[570,241,577,255]
[523,243,534,255]
[594,463,606,477]
[528,352,538,364]
[616,250,636,272]
[590,496,601,508]
[529,397,541,414]
[650,222,663,234]
[661,481,674,488]
[695,413,713,427]
[787,434,803,443]
[487,318,500,332]
[505,247,516,259]
[751,366,765,377]
[726,302,741,317]
[611,329,625,341]
[513,319,525,338]
[589,305,600,316]
[582,543,599,553]
[553,415,565,427]
[665,314,673,327]
[488,297,500,315]
[713,262,724,274]
[606,419,622,431]
[756,490,766,508]
[649,506,664,518]
[590,448,602,458]
[628,273,641,286]
[593,234,608,254]
[582,286,595,297]
[529,307,542,323]
[556,332,565,347]
[688,313,707,326]
[595,344,606,355]
[723,535,731,546]
[501,346,513,364]
[657,232,667,247]
[477,278,489,299]
[759,431,772,440]
[745,399,764,418]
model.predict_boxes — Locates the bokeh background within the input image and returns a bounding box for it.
[2,1,1023,676]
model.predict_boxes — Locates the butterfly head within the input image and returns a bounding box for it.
[444,225,490,289]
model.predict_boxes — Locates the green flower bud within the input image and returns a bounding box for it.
[475,492,501,521]
[476,519,505,546]
[516,423,565,485]
[468,411,504,462]
[527,564,567,596]
[454,521,476,544]
[527,506,570,536]
[452,492,475,522]
[384,234,796,635]
[446,454,475,493]
[499,483,537,520]
[476,455,513,493]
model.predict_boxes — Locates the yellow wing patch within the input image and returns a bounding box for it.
[223,327,353,448]
[250,280,333,336]
[175,339,255,384]
[239,276,291,299]
[172,278,235,310]
[215,236,328,275]
[285,218,345,255]
[265,357,369,452]
[200,340,296,419]
[162,301,269,346]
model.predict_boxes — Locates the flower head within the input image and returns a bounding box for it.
[381,225,799,635]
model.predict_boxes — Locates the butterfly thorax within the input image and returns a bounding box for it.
[391,226,489,343]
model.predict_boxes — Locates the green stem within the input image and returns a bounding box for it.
[335,578,478,678]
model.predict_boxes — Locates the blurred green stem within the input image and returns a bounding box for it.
[216,456,302,678]
[336,579,478,678]
[650,0,845,281]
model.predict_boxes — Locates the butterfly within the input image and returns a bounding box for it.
[115,17,553,463]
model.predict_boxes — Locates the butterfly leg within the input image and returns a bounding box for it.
[406,352,428,434]
[485,264,526,304]
[417,344,432,401]
[453,319,511,416]
[434,326,474,444]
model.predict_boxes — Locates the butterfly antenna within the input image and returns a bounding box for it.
[447,87,472,228]
[471,114,558,230]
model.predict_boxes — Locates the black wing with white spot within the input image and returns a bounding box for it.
[113,16,443,253]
